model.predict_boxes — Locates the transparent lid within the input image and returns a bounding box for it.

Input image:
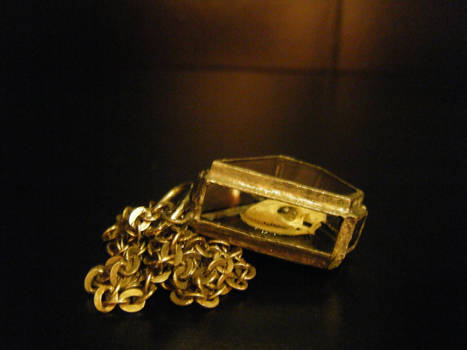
[205,155,364,216]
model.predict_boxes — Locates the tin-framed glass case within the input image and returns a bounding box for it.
[191,155,367,269]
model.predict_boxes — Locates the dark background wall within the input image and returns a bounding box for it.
[7,1,465,71]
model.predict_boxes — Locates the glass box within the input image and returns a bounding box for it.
[191,155,367,269]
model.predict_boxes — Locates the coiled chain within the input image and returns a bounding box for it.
[84,183,256,312]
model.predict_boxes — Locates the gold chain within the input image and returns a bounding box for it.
[84,183,256,312]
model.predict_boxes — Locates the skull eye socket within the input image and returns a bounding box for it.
[277,206,298,221]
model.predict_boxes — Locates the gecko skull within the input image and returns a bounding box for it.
[240,199,327,236]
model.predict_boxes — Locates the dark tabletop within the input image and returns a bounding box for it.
[4,4,466,350]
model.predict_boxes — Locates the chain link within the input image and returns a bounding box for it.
[84,183,256,312]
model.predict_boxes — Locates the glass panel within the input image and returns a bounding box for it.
[347,216,365,251]
[225,156,355,195]
[200,183,343,254]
